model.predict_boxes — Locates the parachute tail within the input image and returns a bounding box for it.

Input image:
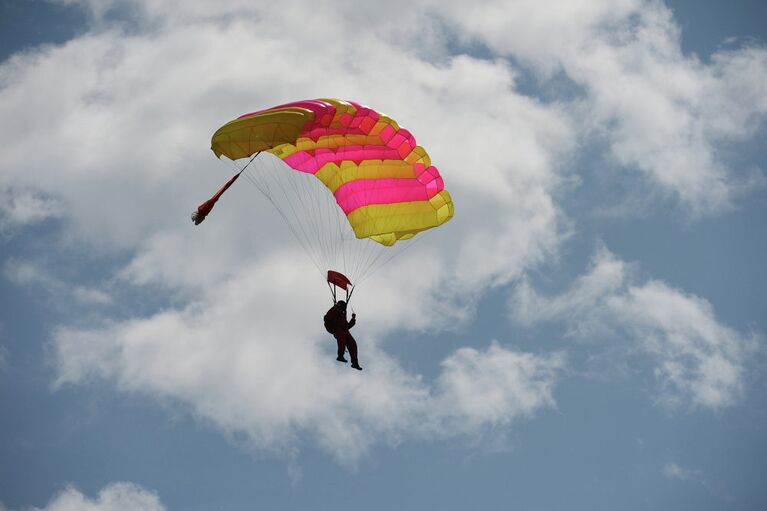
[191,170,242,225]
[192,152,261,225]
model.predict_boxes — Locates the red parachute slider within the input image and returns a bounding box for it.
[327,270,354,304]
[327,270,352,290]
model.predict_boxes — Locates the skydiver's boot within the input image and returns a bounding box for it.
[351,363,363,371]
[335,337,347,363]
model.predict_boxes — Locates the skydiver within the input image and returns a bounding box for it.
[324,300,362,370]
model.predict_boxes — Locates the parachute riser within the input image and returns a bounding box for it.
[327,281,354,306]
[326,269,355,307]
[233,150,262,179]
[326,269,353,304]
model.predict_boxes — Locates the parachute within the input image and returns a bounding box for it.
[203,98,454,295]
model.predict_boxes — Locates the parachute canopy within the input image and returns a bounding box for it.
[211,99,454,246]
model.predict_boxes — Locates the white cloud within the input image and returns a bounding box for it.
[3,259,112,306]
[0,2,572,296]
[608,280,756,409]
[0,344,8,373]
[662,461,701,481]
[0,1,573,463]
[432,341,565,435]
[53,255,565,463]
[23,482,164,511]
[433,0,767,215]
[3,0,762,464]
[0,188,62,231]
[511,246,630,337]
[511,245,760,410]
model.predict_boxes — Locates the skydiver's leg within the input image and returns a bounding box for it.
[334,334,347,362]
[346,333,361,369]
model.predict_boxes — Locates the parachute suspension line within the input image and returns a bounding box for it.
[215,142,421,292]
[220,147,261,180]
[355,197,376,281]
[321,174,340,272]
[336,203,348,282]
[276,151,353,283]
[240,164,324,275]
[349,212,379,283]
[245,168,324,274]
[334,184,348,275]
[269,158,324,272]
[254,152,337,279]
[239,150,262,175]
[356,230,429,287]
[287,155,333,275]
[353,241,377,284]
[296,158,332,273]
[282,154,326,271]
[350,239,367,284]
[230,146,326,276]
[259,156,327,275]
[357,241,381,283]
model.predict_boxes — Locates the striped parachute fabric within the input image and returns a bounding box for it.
[211,99,454,247]
[209,99,454,285]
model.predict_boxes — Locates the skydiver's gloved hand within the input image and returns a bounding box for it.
[352,313,356,319]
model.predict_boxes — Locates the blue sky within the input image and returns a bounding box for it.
[1,1,766,510]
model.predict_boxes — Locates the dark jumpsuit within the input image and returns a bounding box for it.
[328,309,358,366]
